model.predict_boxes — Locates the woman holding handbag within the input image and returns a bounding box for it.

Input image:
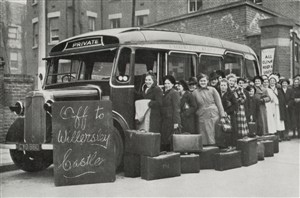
[161,75,181,151]
[218,78,238,147]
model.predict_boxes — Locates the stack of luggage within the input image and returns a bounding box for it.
[172,133,203,173]
[123,129,281,180]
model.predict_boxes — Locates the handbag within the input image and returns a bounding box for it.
[220,116,232,133]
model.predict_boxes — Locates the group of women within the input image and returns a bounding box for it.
[136,72,300,151]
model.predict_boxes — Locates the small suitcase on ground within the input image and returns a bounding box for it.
[124,153,141,177]
[261,134,279,153]
[257,141,265,161]
[261,140,274,157]
[180,154,200,173]
[172,134,203,153]
[199,146,220,169]
[237,137,258,166]
[125,130,160,156]
[214,150,242,171]
[141,152,181,180]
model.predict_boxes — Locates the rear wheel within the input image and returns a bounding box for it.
[10,150,53,172]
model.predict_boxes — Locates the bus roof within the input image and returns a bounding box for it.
[49,27,256,57]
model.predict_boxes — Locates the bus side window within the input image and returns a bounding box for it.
[245,54,258,79]
[199,55,222,75]
[116,48,131,83]
[224,53,243,77]
[168,52,197,81]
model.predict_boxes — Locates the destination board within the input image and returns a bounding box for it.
[52,100,115,186]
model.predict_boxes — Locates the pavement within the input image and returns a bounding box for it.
[0,148,17,173]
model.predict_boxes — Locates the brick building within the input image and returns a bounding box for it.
[1,0,300,141]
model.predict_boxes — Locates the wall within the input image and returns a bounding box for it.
[0,69,34,142]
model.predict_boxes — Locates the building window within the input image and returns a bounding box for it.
[88,17,96,32]
[188,0,202,13]
[8,26,18,39]
[251,0,263,5]
[49,17,59,43]
[136,15,148,26]
[33,22,38,47]
[295,43,299,63]
[10,52,18,69]
[110,18,120,28]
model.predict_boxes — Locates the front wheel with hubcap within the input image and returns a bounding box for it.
[10,150,53,172]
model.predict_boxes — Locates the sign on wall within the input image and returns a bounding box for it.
[52,100,115,186]
[261,48,276,76]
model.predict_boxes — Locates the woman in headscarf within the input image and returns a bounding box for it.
[253,76,270,135]
[192,73,225,145]
[177,79,197,134]
[161,75,181,151]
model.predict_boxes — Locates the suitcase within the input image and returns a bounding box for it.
[180,154,200,173]
[125,130,160,156]
[214,150,242,171]
[237,137,258,166]
[172,134,203,153]
[260,135,279,153]
[124,153,141,177]
[257,141,265,161]
[141,152,181,180]
[199,146,220,169]
[261,140,274,157]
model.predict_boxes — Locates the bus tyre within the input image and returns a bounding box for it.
[112,126,124,171]
[10,150,53,172]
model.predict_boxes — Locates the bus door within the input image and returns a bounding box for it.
[167,52,197,81]
[111,47,135,129]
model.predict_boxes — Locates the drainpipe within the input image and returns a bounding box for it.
[131,0,136,27]
[37,0,46,90]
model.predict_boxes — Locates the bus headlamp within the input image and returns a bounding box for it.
[9,101,24,116]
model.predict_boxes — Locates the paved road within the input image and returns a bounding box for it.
[1,139,299,197]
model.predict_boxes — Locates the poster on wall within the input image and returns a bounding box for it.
[261,48,276,76]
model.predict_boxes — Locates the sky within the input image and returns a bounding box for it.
[7,0,26,4]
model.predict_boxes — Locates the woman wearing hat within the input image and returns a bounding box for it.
[177,80,197,134]
[253,75,270,135]
[192,73,225,145]
[280,78,294,140]
[188,77,198,92]
[268,74,286,138]
[161,75,181,151]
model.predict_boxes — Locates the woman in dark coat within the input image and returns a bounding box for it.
[245,85,260,136]
[161,75,181,151]
[138,73,163,133]
[177,80,197,134]
[218,78,238,147]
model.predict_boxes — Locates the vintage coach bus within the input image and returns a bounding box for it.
[3,28,259,172]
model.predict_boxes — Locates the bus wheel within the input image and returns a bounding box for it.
[10,150,53,172]
[112,126,124,171]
